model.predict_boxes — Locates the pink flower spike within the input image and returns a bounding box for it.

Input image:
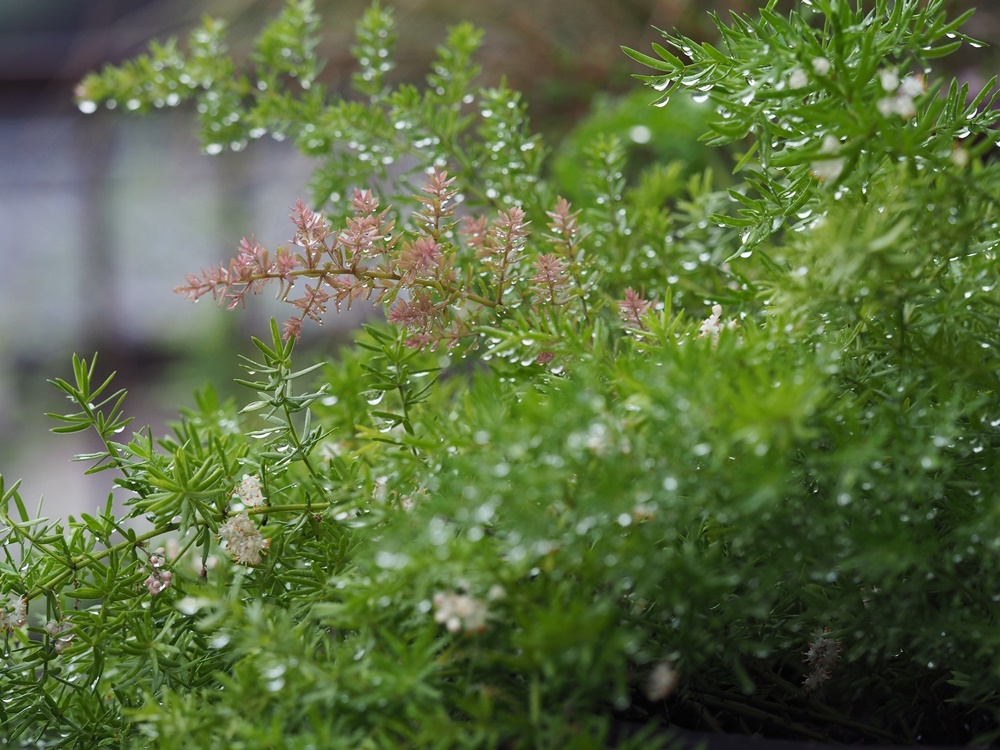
[461,215,490,253]
[619,288,652,329]
[546,196,581,243]
[290,198,331,247]
[398,237,442,281]
[387,292,437,330]
[350,188,380,216]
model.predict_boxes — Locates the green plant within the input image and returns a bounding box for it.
[3,0,1000,746]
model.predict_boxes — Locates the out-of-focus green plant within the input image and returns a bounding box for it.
[549,89,732,204]
[3,0,1000,747]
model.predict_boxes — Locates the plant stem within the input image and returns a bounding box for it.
[28,522,178,601]
[689,689,833,743]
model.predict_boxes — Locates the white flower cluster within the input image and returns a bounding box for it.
[433,591,490,634]
[877,69,923,119]
[45,620,75,654]
[803,629,842,691]
[235,473,265,508]
[632,502,656,522]
[810,134,845,183]
[788,68,809,90]
[787,57,831,90]
[143,547,173,596]
[219,512,270,566]
[0,593,26,632]
[698,303,739,345]
[645,662,679,701]
[812,57,831,76]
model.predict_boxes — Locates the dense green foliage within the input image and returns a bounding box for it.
[3,0,1000,746]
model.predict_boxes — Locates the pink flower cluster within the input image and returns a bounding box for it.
[176,169,591,355]
[619,288,652,329]
[143,548,173,596]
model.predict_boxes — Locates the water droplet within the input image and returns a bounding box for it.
[77,100,97,114]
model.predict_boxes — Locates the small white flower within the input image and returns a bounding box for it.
[878,68,900,92]
[699,303,724,337]
[585,422,610,455]
[372,475,389,503]
[898,74,924,98]
[487,584,506,601]
[646,662,679,701]
[433,591,489,633]
[0,593,26,631]
[820,134,841,154]
[789,68,809,90]
[698,304,738,345]
[877,97,897,117]
[218,512,270,566]
[894,95,917,120]
[811,157,845,182]
[235,474,265,508]
[632,503,656,521]
[877,74,922,120]
[811,135,844,182]
[811,57,831,75]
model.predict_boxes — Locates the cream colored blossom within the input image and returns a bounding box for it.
[698,304,739,345]
[1,593,26,631]
[878,68,900,92]
[877,71,923,120]
[811,134,845,182]
[219,512,270,566]
[433,591,489,633]
[235,473,265,508]
[646,662,679,701]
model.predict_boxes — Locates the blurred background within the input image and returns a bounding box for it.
[1,0,997,518]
